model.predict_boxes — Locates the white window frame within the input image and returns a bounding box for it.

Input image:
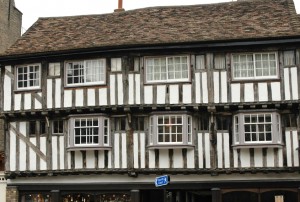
[111,58,122,72]
[65,58,106,87]
[52,120,64,135]
[68,114,110,149]
[16,64,41,90]
[232,52,278,80]
[149,113,193,147]
[233,111,282,147]
[48,62,61,77]
[145,55,190,83]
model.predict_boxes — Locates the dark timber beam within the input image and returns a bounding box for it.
[131,190,140,202]
[212,188,221,202]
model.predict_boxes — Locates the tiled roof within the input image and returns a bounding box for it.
[3,0,300,56]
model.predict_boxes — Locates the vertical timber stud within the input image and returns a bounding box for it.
[131,190,140,202]
[51,190,60,202]
[211,188,221,202]
[127,113,134,169]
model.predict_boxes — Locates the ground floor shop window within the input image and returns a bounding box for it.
[62,193,131,202]
[20,193,51,202]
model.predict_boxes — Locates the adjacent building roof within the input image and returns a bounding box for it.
[2,0,300,56]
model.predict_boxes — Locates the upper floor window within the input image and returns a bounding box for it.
[16,64,41,90]
[149,113,193,147]
[232,52,278,80]
[66,59,106,86]
[145,55,190,83]
[233,111,281,147]
[48,62,61,76]
[68,115,110,149]
[52,120,64,135]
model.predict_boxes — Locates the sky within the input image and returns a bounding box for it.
[14,0,300,32]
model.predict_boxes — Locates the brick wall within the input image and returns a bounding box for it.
[0,0,22,53]
[6,186,18,202]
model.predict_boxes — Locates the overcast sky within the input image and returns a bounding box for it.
[14,0,300,32]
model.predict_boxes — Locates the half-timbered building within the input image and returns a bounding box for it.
[1,0,300,201]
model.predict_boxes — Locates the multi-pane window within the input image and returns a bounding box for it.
[233,112,281,146]
[16,64,40,90]
[69,115,109,148]
[232,52,278,80]
[48,63,61,76]
[111,58,122,72]
[52,120,64,135]
[145,56,189,83]
[149,113,193,146]
[66,59,106,86]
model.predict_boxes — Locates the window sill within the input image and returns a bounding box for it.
[67,146,112,151]
[232,143,283,149]
[147,144,195,150]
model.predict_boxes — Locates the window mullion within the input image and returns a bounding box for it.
[166,57,169,81]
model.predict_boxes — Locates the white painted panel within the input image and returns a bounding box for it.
[114,133,120,168]
[14,94,21,111]
[233,149,238,168]
[284,68,291,100]
[271,82,281,101]
[258,83,268,102]
[87,89,95,106]
[197,133,203,168]
[55,79,61,108]
[4,74,11,111]
[108,150,112,168]
[285,131,292,167]
[266,148,274,167]
[202,73,208,103]
[291,67,299,100]
[99,88,108,106]
[157,85,166,104]
[117,74,124,105]
[75,89,84,107]
[64,90,72,108]
[133,133,139,168]
[19,123,26,171]
[254,148,263,167]
[10,124,16,171]
[59,136,64,170]
[292,131,299,167]
[35,92,42,109]
[29,138,37,171]
[231,83,240,103]
[86,151,95,169]
[135,74,141,104]
[110,75,116,105]
[204,133,211,168]
[221,71,228,103]
[244,83,254,102]
[169,85,179,104]
[24,93,31,110]
[183,84,192,104]
[278,148,283,167]
[173,149,183,168]
[223,133,230,168]
[159,149,169,168]
[140,133,146,168]
[149,150,155,168]
[240,149,250,167]
[186,149,195,168]
[98,150,105,169]
[121,133,127,168]
[52,136,58,170]
[217,133,223,168]
[128,74,134,105]
[47,79,53,108]
[74,151,83,169]
[195,73,201,103]
[40,137,47,170]
[67,151,71,169]
[144,86,153,104]
[213,72,220,103]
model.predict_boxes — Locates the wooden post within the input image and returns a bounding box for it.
[51,190,60,202]
[212,188,221,202]
[131,190,140,202]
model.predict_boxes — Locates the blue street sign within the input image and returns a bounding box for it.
[155,175,170,187]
